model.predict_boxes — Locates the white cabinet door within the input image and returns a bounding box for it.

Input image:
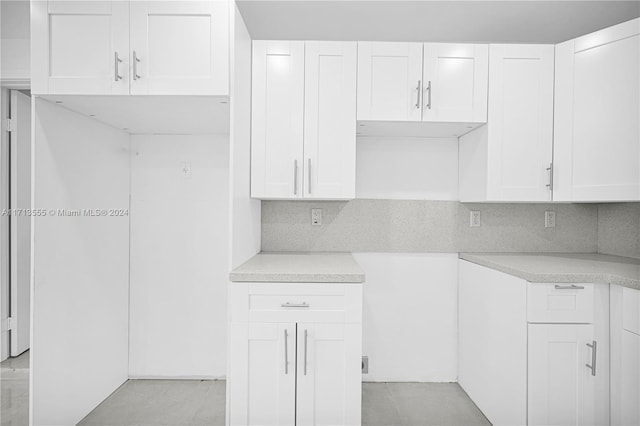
[487,44,554,201]
[528,324,596,426]
[621,330,640,426]
[130,0,229,95]
[31,1,129,95]
[296,323,362,426]
[357,42,423,121]
[228,322,296,426]
[554,19,640,201]
[251,41,305,199]
[422,43,488,123]
[303,42,357,199]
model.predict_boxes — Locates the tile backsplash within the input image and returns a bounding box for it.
[261,200,599,253]
[597,203,640,259]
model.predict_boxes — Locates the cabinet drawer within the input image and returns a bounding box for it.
[230,282,363,324]
[623,287,640,335]
[527,283,594,323]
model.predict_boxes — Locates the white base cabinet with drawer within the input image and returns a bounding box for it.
[227,283,363,426]
[459,260,610,426]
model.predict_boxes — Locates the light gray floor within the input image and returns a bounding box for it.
[1,350,30,426]
[80,380,491,426]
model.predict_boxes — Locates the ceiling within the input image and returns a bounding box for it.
[237,1,640,43]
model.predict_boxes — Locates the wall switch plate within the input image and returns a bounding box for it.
[181,162,192,179]
[311,208,322,226]
[545,210,556,228]
[470,210,481,227]
[362,356,369,374]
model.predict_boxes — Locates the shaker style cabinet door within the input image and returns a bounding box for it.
[303,42,357,199]
[554,19,640,201]
[422,43,488,123]
[620,330,640,426]
[528,324,596,426]
[356,42,423,122]
[31,1,129,95]
[295,323,362,426]
[487,44,555,201]
[250,41,305,199]
[228,322,296,426]
[129,0,229,95]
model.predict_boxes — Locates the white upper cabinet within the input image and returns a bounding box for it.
[554,18,640,202]
[356,42,423,122]
[31,0,229,95]
[130,1,229,95]
[251,41,357,200]
[303,42,357,199]
[422,43,488,123]
[251,41,305,199]
[459,44,555,202]
[357,42,488,124]
[32,1,130,95]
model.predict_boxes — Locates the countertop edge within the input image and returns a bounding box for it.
[459,253,640,291]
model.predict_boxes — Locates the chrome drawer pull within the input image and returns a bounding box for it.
[284,329,289,374]
[554,284,585,290]
[281,302,310,308]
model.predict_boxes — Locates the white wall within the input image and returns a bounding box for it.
[128,134,229,378]
[32,98,130,425]
[228,3,260,270]
[354,253,458,382]
[356,137,459,200]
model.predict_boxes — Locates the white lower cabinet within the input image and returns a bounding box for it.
[228,283,363,426]
[459,260,611,426]
[611,285,640,426]
[528,324,596,426]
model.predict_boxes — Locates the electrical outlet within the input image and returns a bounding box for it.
[311,208,322,226]
[470,210,481,227]
[362,356,369,374]
[545,210,556,228]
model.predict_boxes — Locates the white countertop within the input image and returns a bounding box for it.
[229,252,366,283]
[459,253,640,290]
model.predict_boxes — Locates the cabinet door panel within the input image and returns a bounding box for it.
[422,43,488,122]
[228,322,296,426]
[130,0,229,95]
[303,42,357,199]
[572,34,640,201]
[32,1,129,94]
[251,41,305,199]
[621,330,640,426]
[528,324,595,426]
[357,42,423,121]
[296,323,361,426]
[487,44,554,201]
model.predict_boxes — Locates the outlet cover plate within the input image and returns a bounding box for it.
[311,208,322,226]
[545,210,556,228]
[470,211,481,227]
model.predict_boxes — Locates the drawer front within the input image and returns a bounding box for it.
[230,282,363,324]
[527,283,594,323]
[623,287,640,335]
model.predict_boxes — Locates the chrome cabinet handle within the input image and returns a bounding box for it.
[554,284,585,290]
[308,159,312,194]
[424,80,432,110]
[304,329,308,376]
[415,80,421,109]
[284,329,289,374]
[546,163,554,191]
[293,160,298,195]
[586,340,597,376]
[114,52,123,81]
[133,50,141,80]
[281,302,309,308]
